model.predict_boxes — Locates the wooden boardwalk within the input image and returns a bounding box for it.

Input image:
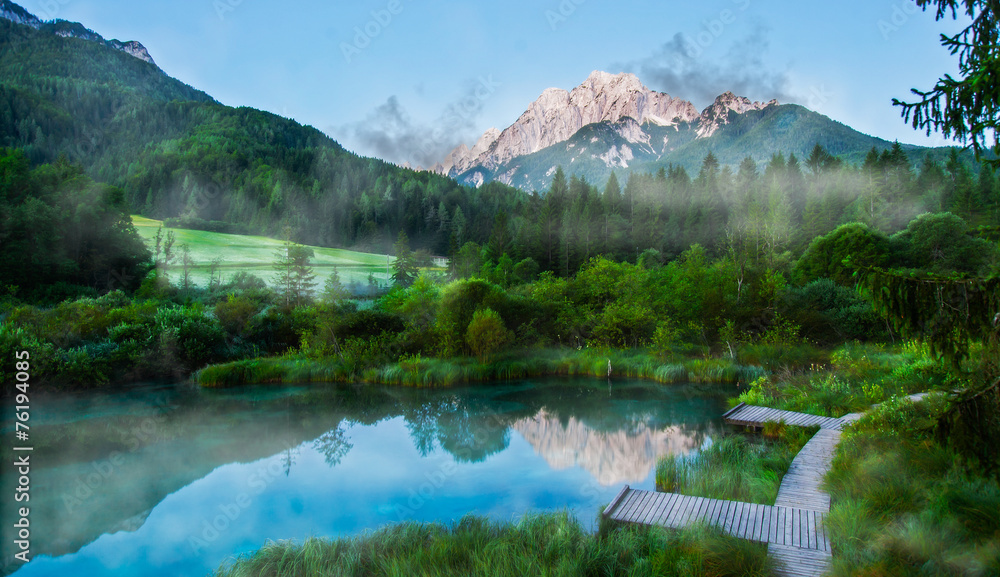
[603,487,831,551]
[606,394,933,577]
[774,428,841,512]
[722,402,843,430]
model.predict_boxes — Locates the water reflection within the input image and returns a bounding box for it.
[513,411,703,486]
[2,377,730,577]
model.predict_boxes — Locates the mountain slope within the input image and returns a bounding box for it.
[0,3,524,254]
[440,71,957,192]
[436,71,773,180]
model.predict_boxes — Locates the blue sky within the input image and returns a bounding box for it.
[36,0,968,166]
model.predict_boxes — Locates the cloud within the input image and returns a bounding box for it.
[620,26,797,108]
[334,76,501,168]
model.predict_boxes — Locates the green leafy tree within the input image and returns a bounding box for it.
[889,212,997,274]
[894,0,999,167]
[794,223,890,285]
[465,308,513,361]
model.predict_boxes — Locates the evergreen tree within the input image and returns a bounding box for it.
[392,230,418,287]
[321,267,349,303]
[274,240,316,307]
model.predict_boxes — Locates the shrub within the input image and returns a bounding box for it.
[465,308,513,361]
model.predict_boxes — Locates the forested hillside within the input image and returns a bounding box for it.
[467,143,999,282]
[0,16,524,253]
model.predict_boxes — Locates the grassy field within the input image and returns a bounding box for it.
[131,216,443,289]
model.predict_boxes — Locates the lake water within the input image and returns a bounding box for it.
[2,377,733,576]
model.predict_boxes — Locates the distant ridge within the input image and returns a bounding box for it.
[432,70,952,192]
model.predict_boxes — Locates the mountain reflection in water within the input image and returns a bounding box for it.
[3,377,731,577]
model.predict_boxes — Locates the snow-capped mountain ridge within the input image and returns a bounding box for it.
[435,70,775,179]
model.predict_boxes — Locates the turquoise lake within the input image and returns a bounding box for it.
[2,377,733,576]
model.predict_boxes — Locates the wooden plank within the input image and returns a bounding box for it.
[748,503,762,541]
[612,490,640,522]
[742,503,756,540]
[654,493,683,526]
[759,505,771,543]
[713,500,730,530]
[808,510,817,550]
[603,485,630,517]
[770,506,780,544]
[695,498,715,524]
[631,491,656,523]
[721,402,746,419]
[737,406,766,422]
[665,495,691,528]
[699,499,718,526]
[734,502,750,539]
[710,500,728,528]
[783,507,792,547]
[647,493,673,526]
[648,492,675,526]
[635,492,661,525]
[791,508,801,548]
[680,496,702,527]
[619,490,648,523]
[608,490,634,521]
[724,501,742,535]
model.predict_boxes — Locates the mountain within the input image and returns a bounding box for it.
[436,71,944,192]
[0,1,523,254]
[1,0,156,64]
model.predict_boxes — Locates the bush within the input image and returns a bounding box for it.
[465,308,513,361]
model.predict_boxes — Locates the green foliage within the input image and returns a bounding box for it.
[655,429,814,504]
[859,268,1000,366]
[391,230,417,287]
[213,512,772,577]
[781,278,882,343]
[214,294,260,338]
[794,222,889,285]
[889,212,998,275]
[0,150,151,300]
[895,0,1000,167]
[273,240,316,308]
[465,308,513,361]
[319,268,349,304]
[826,393,1000,576]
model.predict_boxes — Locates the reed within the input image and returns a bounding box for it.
[213,512,772,577]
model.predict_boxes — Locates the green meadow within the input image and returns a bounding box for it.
[130,216,442,289]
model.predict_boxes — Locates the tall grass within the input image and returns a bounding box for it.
[213,512,773,577]
[824,394,1000,576]
[198,347,769,388]
[655,426,816,504]
[734,340,950,418]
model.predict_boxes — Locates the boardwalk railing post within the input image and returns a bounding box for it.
[602,485,630,518]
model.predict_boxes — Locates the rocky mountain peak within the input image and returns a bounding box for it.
[696,91,777,138]
[0,0,39,28]
[438,70,701,177]
[0,1,157,66]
